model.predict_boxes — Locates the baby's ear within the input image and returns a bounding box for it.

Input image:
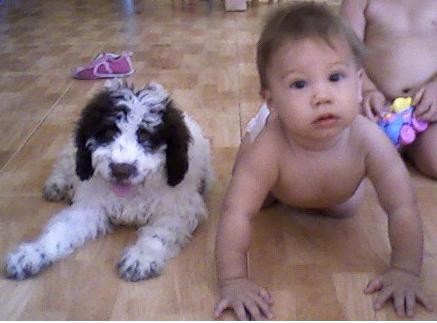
[262,89,276,113]
[357,68,364,80]
[260,88,268,100]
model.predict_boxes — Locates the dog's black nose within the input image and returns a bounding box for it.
[110,163,136,180]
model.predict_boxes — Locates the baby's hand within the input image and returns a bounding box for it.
[364,268,433,317]
[413,80,437,122]
[362,89,388,121]
[214,277,273,320]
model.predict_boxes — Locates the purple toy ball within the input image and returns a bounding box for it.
[399,125,416,146]
[411,116,428,132]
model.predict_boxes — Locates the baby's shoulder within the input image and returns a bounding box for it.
[351,114,380,133]
[249,128,279,161]
[238,121,281,172]
[350,115,395,152]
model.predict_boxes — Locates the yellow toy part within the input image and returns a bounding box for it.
[391,97,413,113]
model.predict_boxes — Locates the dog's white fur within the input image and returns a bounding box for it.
[5,80,214,281]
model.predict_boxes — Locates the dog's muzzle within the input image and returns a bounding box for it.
[110,163,137,181]
[110,162,138,197]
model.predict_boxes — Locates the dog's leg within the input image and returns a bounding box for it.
[117,209,205,281]
[5,206,111,280]
[43,141,78,204]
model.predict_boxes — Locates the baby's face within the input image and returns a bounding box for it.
[264,36,363,143]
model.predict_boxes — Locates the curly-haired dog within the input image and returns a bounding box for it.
[5,79,214,281]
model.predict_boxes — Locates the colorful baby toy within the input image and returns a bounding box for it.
[377,97,428,148]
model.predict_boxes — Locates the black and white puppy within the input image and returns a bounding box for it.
[5,79,214,281]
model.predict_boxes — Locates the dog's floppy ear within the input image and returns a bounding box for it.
[74,90,114,180]
[75,104,95,181]
[162,101,192,186]
[75,142,93,181]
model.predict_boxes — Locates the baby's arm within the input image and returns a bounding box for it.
[363,120,432,316]
[413,73,437,123]
[214,142,278,320]
[340,0,388,120]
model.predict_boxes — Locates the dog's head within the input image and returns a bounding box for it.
[75,79,191,196]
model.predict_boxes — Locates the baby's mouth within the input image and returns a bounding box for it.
[312,113,339,127]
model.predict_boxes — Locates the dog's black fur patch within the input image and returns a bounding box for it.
[160,101,192,186]
[75,90,120,180]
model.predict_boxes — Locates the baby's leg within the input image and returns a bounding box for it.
[323,181,365,218]
[262,192,278,208]
[405,123,437,179]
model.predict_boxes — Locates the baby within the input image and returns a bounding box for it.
[340,0,437,178]
[214,3,431,320]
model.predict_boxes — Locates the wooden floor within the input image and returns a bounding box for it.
[0,0,436,320]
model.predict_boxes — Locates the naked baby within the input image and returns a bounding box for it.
[340,0,437,178]
[214,3,431,320]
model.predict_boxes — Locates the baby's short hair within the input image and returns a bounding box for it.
[256,2,364,90]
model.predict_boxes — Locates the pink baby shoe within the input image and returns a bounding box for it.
[73,51,134,80]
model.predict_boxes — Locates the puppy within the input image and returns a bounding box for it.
[5,79,214,281]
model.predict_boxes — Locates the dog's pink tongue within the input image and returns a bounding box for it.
[112,183,134,197]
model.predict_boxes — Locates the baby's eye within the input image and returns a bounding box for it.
[290,80,307,89]
[329,72,344,82]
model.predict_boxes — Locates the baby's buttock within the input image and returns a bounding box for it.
[364,36,437,99]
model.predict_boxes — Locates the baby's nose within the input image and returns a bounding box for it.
[110,163,137,180]
[314,95,332,105]
[312,85,332,106]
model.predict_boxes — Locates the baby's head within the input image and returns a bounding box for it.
[257,2,363,92]
[256,3,365,142]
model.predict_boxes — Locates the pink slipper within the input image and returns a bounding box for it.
[73,51,134,80]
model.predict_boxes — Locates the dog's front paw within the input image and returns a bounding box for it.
[4,243,52,280]
[117,247,163,282]
[43,180,74,204]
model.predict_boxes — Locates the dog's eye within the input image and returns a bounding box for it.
[137,128,151,144]
[95,126,119,143]
[149,103,165,115]
[149,108,163,115]
[115,112,124,121]
[113,107,128,121]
